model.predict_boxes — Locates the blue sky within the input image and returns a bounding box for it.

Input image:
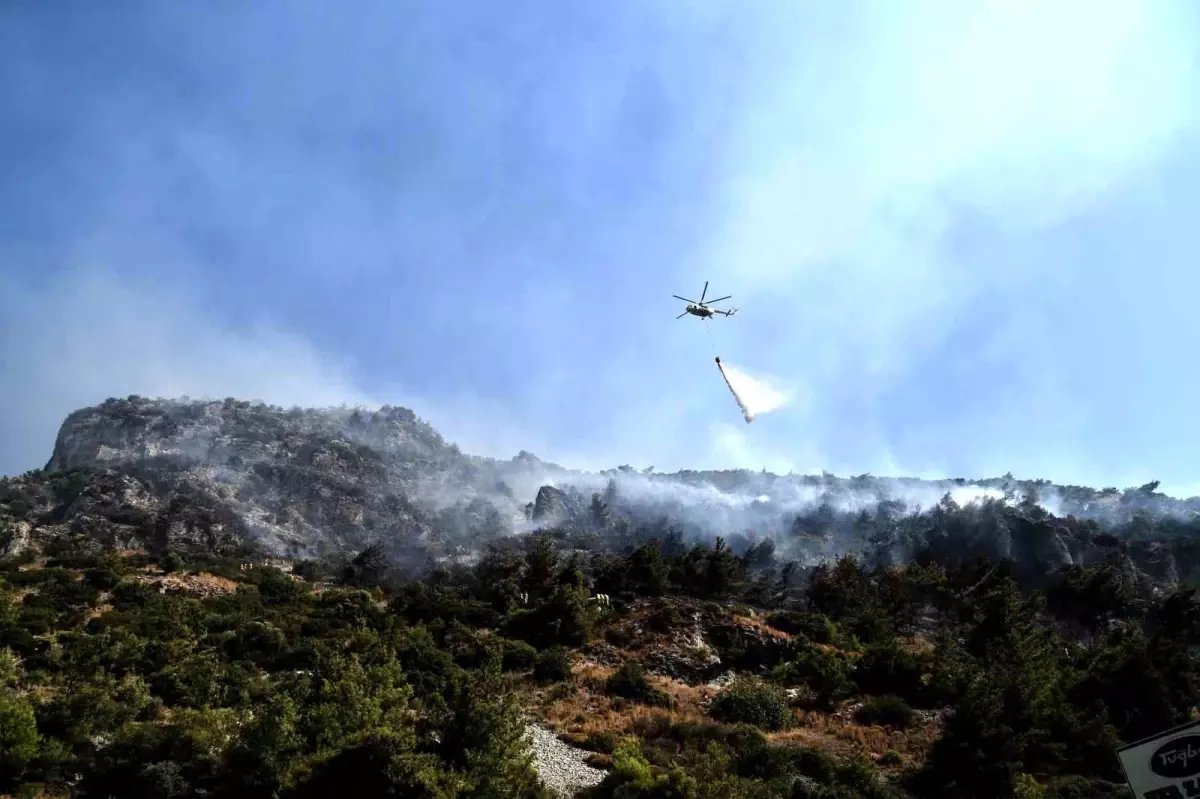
[3,1,1200,494]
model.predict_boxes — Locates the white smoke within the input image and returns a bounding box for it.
[716,358,788,422]
[948,486,1006,506]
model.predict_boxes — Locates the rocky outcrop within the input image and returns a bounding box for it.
[704,618,797,673]
[529,484,592,527]
[5,395,1200,594]
[593,598,800,684]
[533,486,569,522]
[6,398,511,562]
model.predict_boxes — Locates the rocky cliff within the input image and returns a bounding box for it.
[5,396,538,564]
[3,395,1200,591]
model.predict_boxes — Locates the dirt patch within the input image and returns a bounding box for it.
[130,571,239,599]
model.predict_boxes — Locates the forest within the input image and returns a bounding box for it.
[2,508,1195,799]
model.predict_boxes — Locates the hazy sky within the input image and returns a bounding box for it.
[3,1,1200,494]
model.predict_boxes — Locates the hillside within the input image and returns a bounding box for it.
[3,396,1200,592]
[2,396,1200,798]
[2,524,1193,798]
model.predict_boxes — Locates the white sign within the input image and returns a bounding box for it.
[1118,719,1200,799]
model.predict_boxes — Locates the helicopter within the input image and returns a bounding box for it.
[673,281,737,320]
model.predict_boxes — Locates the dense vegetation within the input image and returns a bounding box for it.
[2,510,1196,799]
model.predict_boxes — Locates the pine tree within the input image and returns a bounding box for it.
[589,493,611,529]
[521,536,557,599]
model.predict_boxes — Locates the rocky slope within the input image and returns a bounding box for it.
[3,396,564,566]
[2,395,1200,590]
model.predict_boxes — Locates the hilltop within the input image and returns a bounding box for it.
[2,396,1199,594]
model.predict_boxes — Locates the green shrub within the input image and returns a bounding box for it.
[0,649,18,686]
[765,611,836,644]
[5,496,32,520]
[604,662,671,708]
[854,695,916,729]
[501,585,595,649]
[647,604,685,633]
[709,678,793,731]
[792,747,839,784]
[533,646,572,683]
[83,567,122,591]
[499,638,537,672]
[604,626,635,648]
[853,642,928,705]
[0,688,39,775]
[585,730,619,754]
[729,729,816,782]
[772,646,853,710]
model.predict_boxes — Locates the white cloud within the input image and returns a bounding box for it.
[0,264,373,473]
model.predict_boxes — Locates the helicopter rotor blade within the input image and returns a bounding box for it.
[706,295,732,305]
[676,311,688,319]
[673,295,698,304]
[700,281,709,304]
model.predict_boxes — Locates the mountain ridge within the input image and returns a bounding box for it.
[3,395,1199,591]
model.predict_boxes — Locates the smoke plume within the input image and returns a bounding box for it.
[715,357,788,423]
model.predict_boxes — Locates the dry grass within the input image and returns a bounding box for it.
[525,656,719,748]
[730,613,795,642]
[522,650,941,772]
[187,572,240,592]
[811,641,860,658]
[896,635,935,655]
[129,571,240,597]
[772,706,942,767]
